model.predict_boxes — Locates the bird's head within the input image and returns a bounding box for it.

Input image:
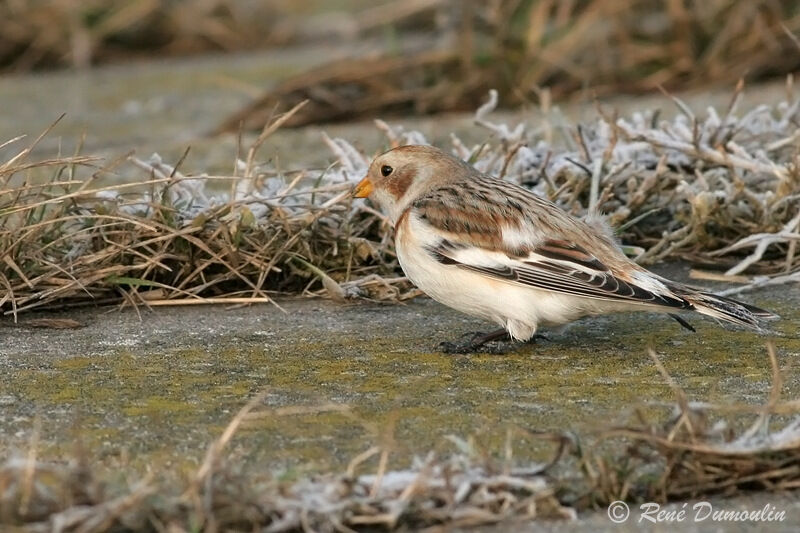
[353,145,469,223]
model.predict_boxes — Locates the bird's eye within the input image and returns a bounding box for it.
[380,165,393,177]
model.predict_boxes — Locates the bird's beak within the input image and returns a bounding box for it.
[352,176,373,198]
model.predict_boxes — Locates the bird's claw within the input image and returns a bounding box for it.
[526,333,549,343]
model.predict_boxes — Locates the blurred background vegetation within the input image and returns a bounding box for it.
[3,0,800,127]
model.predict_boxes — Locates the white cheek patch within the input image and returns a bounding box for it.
[371,188,402,222]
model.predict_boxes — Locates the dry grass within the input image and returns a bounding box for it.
[1,343,798,531]
[2,83,799,318]
[0,0,282,72]
[577,344,800,508]
[4,1,800,119]
[0,0,435,72]
[0,103,416,317]
[219,0,800,130]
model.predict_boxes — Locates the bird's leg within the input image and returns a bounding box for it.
[438,328,550,354]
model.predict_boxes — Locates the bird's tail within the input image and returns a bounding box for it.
[667,283,778,330]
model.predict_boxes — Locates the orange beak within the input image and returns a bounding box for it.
[352,176,373,198]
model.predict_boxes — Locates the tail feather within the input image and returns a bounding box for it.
[668,284,778,330]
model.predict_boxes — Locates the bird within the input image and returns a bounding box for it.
[352,144,777,353]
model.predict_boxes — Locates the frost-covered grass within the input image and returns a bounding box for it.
[1,86,799,317]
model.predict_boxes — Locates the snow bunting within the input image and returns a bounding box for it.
[353,145,776,352]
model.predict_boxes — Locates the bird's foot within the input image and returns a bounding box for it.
[438,328,545,355]
[526,333,549,344]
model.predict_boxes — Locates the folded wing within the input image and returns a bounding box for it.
[430,238,692,310]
